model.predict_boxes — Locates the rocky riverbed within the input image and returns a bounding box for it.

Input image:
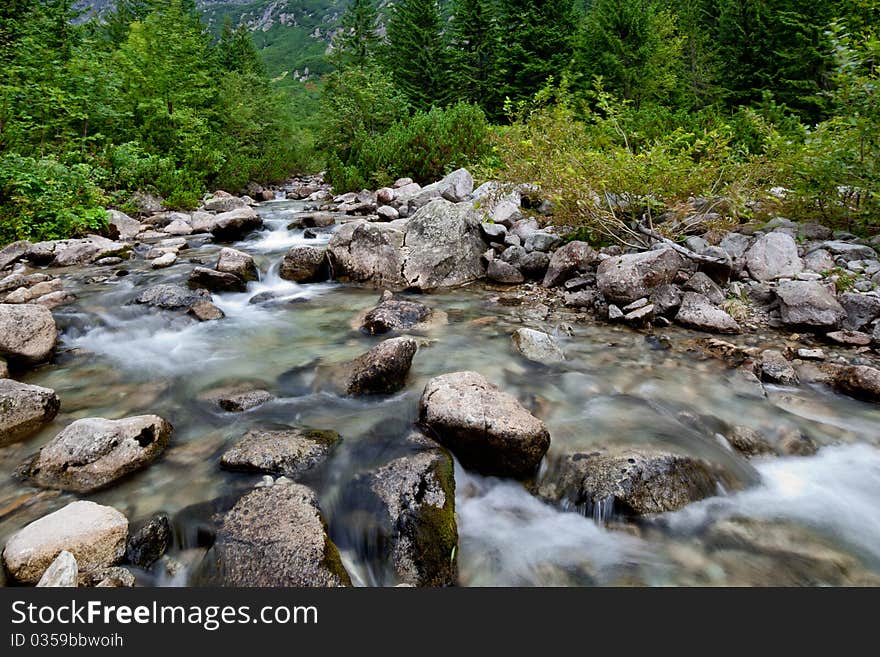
[1,171,880,587]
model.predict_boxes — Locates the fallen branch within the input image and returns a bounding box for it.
[636,221,729,266]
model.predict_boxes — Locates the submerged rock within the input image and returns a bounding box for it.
[133,284,209,310]
[511,328,565,364]
[208,207,263,241]
[418,371,550,478]
[220,427,340,477]
[209,482,351,587]
[2,500,128,584]
[23,415,172,493]
[187,300,225,322]
[0,379,61,447]
[539,447,721,517]
[760,349,799,385]
[0,303,58,364]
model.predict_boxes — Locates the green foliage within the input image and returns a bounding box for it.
[383,0,450,111]
[0,153,107,243]
[325,103,491,192]
[448,0,498,112]
[332,0,380,69]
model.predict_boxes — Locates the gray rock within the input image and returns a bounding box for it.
[0,358,7,378]
[220,427,339,477]
[0,303,57,364]
[821,240,877,261]
[804,249,836,273]
[204,192,248,213]
[36,550,78,587]
[376,205,399,221]
[51,236,130,267]
[418,371,550,478]
[360,292,433,335]
[487,259,524,284]
[216,248,258,282]
[150,252,177,269]
[280,245,329,283]
[675,292,741,333]
[24,415,172,493]
[218,389,274,412]
[684,272,725,306]
[543,241,596,288]
[210,207,263,241]
[188,267,246,293]
[519,251,550,279]
[510,217,540,241]
[2,501,128,584]
[0,240,32,270]
[524,232,563,253]
[725,426,776,458]
[839,292,880,330]
[607,304,624,321]
[0,379,60,447]
[760,350,799,385]
[564,289,597,308]
[597,248,683,305]
[361,435,457,586]
[400,199,486,290]
[625,303,655,323]
[326,220,406,287]
[500,244,528,267]
[719,233,752,274]
[164,219,193,236]
[133,284,209,310]
[209,483,351,587]
[401,169,474,209]
[651,284,682,317]
[481,222,507,242]
[799,223,833,241]
[512,328,564,364]
[187,300,225,322]
[745,232,803,281]
[833,365,880,402]
[538,447,722,516]
[318,337,417,396]
[776,280,846,330]
[126,515,171,569]
[826,330,872,346]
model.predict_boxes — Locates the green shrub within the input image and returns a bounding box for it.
[0,154,108,243]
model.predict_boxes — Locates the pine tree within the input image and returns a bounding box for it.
[332,0,381,69]
[580,0,683,108]
[218,18,265,75]
[384,0,449,111]
[448,0,498,114]
[492,0,579,111]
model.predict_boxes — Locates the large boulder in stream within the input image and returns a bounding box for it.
[280,245,329,283]
[220,427,340,477]
[833,365,880,403]
[675,292,741,334]
[316,337,417,396]
[207,207,263,241]
[23,416,172,493]
[597,248,683,306]
[358,291,438,335]
[209,481,351,587]
[418,371,550,479]
[0,379,61,446]
[327,199,486,291]
[50,236,131,267]
[2,501,128,584]
[0,303,57,364]
[216,248,258,282]
[133,284,209,311]
[538,447,722,517]
[345,433,457,587]
[188,267,246,293]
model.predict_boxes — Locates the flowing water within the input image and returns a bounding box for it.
[3,199,880,587]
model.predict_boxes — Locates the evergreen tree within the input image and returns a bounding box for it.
[384,0,449,111]
[332,0,381,68]
[580,0,683,108]
[448,0,498,114]
[218,18,265,75]
[492,0,579,111]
